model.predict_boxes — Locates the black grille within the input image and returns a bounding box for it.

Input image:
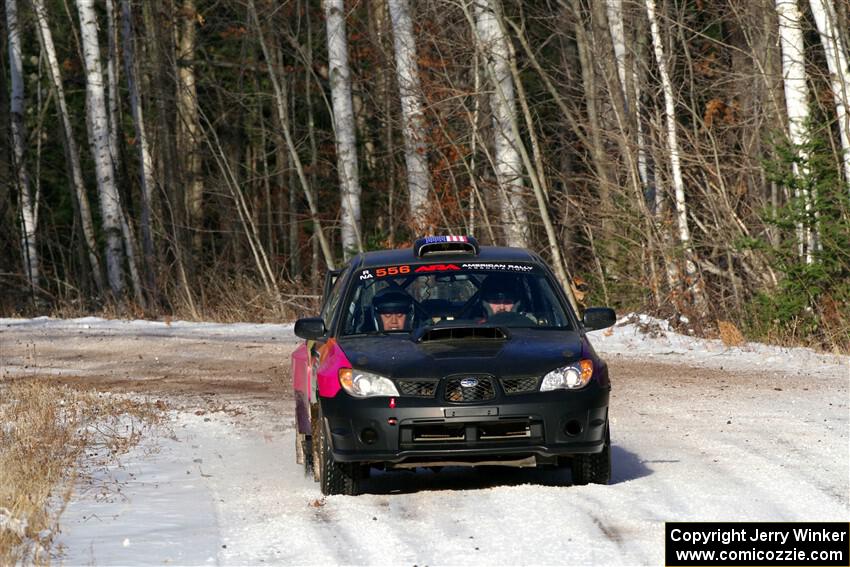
[501,376,540,394]
[445,376,495,402]
[396,380,437,398]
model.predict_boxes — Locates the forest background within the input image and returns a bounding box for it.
[2,0,849,351]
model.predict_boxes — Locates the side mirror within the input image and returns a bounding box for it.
[294,317,327,340]
[583,307,616,331]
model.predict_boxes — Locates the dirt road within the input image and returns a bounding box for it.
[0,318,847,565]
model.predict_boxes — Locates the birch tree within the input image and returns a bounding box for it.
[645,0,706,310]
[605,0,650,196]
[473,0,528,247]
[809,0,850,188]
[77,0,126,297]
[120,0,156,294]
[776,0,815,262]
[104,0,121,173]
[6,0,39,291]
[176,0,205,253]
[32,0,104,294]
[387,0,432,231]
[248,0,335,270]
[324,0,363,257]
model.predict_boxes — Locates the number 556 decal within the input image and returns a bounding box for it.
[375,266,411,277]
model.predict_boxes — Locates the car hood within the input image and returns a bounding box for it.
[337,327,585,379]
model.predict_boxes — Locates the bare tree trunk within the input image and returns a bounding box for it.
[120,0,156,297]
[472,0,529,248]
[489,11,575,306]
[388,0,432,232]
[569,0,615,227]
[645,0,706,312]
[104,0,121,174]
[324,0,363,257]
[776,0,815,262]
[304,3,318,275]
[809,0,850,187]
[32,0,105,295]
[248,0,335,270]
[6,0,39,292]
[175,0,205,254]
[77,0,125,297]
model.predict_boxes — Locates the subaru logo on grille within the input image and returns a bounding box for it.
[460,377,479,388]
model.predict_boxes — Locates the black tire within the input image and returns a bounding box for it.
[317,406,361,496]
[571,425,611,485]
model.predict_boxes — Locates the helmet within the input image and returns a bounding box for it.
[480,275,519,304]
[373,288,413,314]
[373,288,413,331]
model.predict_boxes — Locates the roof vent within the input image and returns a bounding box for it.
[414,235,479,257]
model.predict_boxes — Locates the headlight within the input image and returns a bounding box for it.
[540,360,594,391]
[339,368,400,398]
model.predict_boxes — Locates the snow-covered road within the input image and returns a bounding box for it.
[1,316,847,565]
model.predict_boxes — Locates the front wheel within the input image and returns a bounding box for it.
[571,425,611,485]
[316,405,361,496]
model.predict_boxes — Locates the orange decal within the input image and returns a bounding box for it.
[375,266,411,277]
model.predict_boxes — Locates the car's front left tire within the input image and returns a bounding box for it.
[317,405,361,496]
[571,425,612,485]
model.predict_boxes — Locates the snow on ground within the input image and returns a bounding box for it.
[2,316,848,565]
[0,316,294,343]
[590,313,847,377]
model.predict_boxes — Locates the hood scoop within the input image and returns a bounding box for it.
[415,325,508,343]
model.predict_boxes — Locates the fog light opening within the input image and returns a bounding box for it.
[564,420,583,437]
[360,427,379,445]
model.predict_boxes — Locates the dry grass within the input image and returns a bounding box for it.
[33,274,321,324]
[0,379,163,564]
[718,320,746,347]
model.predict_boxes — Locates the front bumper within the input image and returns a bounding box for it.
[319,383,609,464]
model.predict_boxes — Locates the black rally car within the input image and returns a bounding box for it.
[291,236,616,495]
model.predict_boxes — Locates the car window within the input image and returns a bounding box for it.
[321,267,348,328]
[341,264,574,335]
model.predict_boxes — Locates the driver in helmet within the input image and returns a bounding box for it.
[479,275,519,318]
[373,288,413,331]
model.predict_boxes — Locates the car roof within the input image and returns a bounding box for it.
[353,245,538,270]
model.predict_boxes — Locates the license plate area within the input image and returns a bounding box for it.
[444,407,499,418]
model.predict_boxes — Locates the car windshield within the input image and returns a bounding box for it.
[340,263,574,336]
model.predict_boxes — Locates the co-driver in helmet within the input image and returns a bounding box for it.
[477,275,537,325]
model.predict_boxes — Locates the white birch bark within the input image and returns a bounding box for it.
[387,0,432,231]
[606,0,650,194]
[105,0,121,172]
[483,9,574,305]
[324,0,363,257]
[32,0,105,293]
[176,0,205,253]
[473,0,529,248]
[6,0,39,290]
[644,0,696,276]
[120,0,156,292]
[77,0,126,296]
[606,0,628,103]
[809,0,850,187]
[247,0,335,270]
[776,0,815,262]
